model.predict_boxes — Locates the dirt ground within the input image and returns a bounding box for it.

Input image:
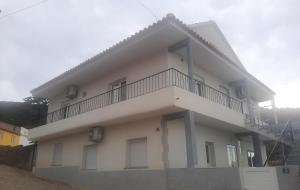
[0,165,81,190]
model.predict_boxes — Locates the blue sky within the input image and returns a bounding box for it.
[0,0,299,108]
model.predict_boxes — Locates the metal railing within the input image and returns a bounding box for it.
[47,68,243,123]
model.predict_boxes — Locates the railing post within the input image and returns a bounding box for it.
[241,101,244,114]
[51,112,54,123]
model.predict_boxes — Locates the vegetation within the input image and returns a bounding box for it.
[0,97,48,129]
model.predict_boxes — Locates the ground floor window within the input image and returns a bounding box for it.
[126,137,147,168]
[52,143,63,166]
[247,150,255,167]
[205,142,216,167]
[83,144,98,170]
[227,145,237,167]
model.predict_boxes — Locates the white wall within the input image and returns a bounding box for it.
[48,49,169,112]
[167,52,238,99]
[36,116,163,170]
[195,124,237,168]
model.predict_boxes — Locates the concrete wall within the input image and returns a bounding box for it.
[276,166,300,190]
[35,167,167,190]
[35,167,243,190]
[166,168,242,190]
[36,116,163,170]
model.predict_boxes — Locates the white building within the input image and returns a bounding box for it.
[29,14,299,190]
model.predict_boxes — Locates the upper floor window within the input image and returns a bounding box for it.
[111,79,126,103]
[52,143,63,166]
[126,137,147,168]
[194,75,205,97]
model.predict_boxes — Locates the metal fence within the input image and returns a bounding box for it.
[47,68,243,123]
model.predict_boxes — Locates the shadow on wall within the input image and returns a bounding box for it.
[0,144,36,170]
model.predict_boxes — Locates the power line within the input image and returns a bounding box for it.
[134,0,158,20]
[0,0,49,20]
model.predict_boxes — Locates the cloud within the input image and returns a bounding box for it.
[0,0,299,108]
[0,80,24,101]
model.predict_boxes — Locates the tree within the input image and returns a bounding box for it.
[23,96,49,106]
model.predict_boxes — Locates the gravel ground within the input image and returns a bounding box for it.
[0,165,81,190]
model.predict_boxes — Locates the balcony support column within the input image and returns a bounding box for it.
[187,39,195,93]
[244,81,255,127]
[161,111,198,169]
[184,111,198,168]
[252,133,263,167]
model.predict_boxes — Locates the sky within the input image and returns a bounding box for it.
[0,0,299,108]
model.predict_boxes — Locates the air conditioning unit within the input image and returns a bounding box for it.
[88,127,104,142]
[65,85,78,99]
[235,86,246,99]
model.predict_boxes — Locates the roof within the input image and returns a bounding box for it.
[189,21,245,69]
[31,13,275,96]
[0,122,21,135]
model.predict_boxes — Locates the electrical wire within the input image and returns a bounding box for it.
[134,0,158,20]
[0,0,49,20]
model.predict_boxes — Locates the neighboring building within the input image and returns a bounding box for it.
[20,127,31,146]
[29,14,299,190]
[0,122,20,146]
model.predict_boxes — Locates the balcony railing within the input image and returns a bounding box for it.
[47,68,244,123]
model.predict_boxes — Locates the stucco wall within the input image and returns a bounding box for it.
[195,124,237,167]
[36,116,163,170]
[48,49,169,112]
[167,52,238,99]
[164,116,267,168]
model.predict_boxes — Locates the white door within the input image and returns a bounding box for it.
[112,83,121,103]
[240,167,279,190]
[83,145,97,170]
[111,81,126,103]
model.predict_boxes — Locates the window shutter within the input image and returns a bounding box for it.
[127,138,147,167]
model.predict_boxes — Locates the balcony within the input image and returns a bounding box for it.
[47,68,244,124]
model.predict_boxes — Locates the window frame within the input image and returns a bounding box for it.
[125,137,148,169]
[110,78,127,104]
[52,143,63,166]
[247,150,255,167]
[205,141,216,167]
[82,144,98,170]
